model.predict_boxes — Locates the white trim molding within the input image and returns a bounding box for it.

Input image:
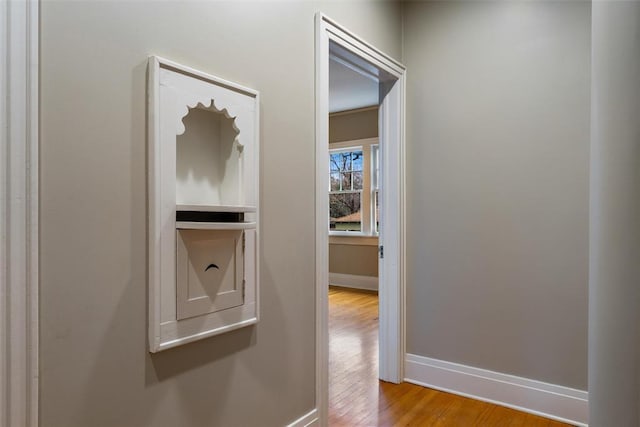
[329,273,378,292]
[316,12,407,426]
[405,354,589,426]
[286,409,319,427]
[0,0,39,426]
[329,235,378,246]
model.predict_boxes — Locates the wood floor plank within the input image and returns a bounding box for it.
[328,286,572,426]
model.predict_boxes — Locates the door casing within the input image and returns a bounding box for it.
[0,0,40,426]
[315,12,407,425]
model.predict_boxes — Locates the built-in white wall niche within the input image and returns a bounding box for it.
[177,106,244,207]
[148,56,259,352]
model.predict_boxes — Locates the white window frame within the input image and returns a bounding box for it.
[328,138,378,237]
[371,143,380,235]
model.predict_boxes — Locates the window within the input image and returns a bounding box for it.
[329,139,379,236]
[371,144,379,234]
[330,148,363,232]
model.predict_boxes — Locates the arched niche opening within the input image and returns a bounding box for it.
[176,103,243,207]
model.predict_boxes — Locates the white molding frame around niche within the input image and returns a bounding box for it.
[147,56,260,353]
[0,0,39,425]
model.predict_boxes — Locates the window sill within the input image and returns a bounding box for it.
[329,235,379,246]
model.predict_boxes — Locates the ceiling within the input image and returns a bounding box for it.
[329,57,379,113]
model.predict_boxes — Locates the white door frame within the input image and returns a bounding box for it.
[0,0,39,426]
[315,13,406,425]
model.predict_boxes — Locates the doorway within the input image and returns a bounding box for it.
[315,13,407,424]
[327,71,381,422]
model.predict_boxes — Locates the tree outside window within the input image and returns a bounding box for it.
[329,141,379,235]
[330,149,363,232]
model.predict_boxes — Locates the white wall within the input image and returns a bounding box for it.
[589,1,640,424]
[403,1,590,390]
[38,2,401,426]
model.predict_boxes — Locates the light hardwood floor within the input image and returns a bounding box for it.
[328,286,573,427]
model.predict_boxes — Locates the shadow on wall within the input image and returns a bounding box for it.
[147,328,256,383]
[74,60,290,427]
[74,270,257,426]
[73,58,258,425]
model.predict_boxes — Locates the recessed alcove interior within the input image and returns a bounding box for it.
[176,102,244,208]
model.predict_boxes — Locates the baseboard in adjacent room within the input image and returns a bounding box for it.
[328,272,378,291]
[286,408,318,427]
[405,354,588,426]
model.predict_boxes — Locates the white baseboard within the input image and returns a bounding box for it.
[405,354,588,426]
[329,272,378,291]
[286,408,318,427]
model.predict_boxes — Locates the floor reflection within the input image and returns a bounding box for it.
[329,286,379,426]
[327,286,572,427]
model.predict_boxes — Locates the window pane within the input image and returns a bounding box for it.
[329,192,362,232]
[333,152,351,171]
[330,150,363,168]
[328,148,364,233]
[353,171,363,190]
[344,152,353,170]
[330,153,342,172]
[352,151,363,171]
[330,172,341,191]
[341,172,352,191]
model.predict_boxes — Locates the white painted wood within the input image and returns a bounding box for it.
[0,0,39,425]
[148,56,259,352]
[321,14,404,78]
[175,221,256,230]
[377,75,406,384]
[315,12,407,426]
[162,67,256,207]
[175,105,244,207]
[286,408,319,427]
[329,273,378,291]
[157,312,258,352]
[405,354,589,426]
[155,228,258,352]
[176,229,245,320]
[176,204,256,212]
[315,13,331,427]
[328,137,378,150]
